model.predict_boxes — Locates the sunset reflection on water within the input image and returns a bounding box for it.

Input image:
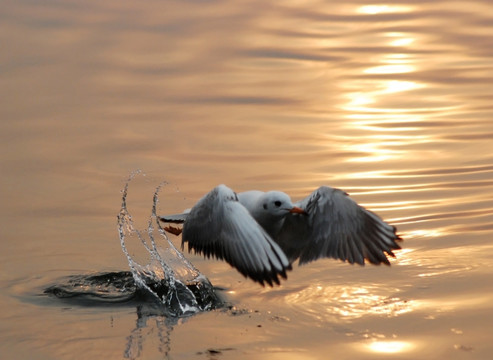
[340,5,429,164]
[366,339,416,354]
[357,5,415,15]
[283,283,413,321]
[2,0,493,359]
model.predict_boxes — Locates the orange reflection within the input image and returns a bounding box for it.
[367,340,415,353]
[364,64,414,75]
[397,229,445,239]
[284,284,413,321]
[339,5,434,163]
[390,37,414,47]
[388,243,491,280]
[413,294,493,314]
[357,5,414,14]
[342,141,400,163]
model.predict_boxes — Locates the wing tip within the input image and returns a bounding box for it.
[238,268,289,287]
[187,242,292,287]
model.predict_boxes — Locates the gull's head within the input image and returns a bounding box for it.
[260,191,306,218]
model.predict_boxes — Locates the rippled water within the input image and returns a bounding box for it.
[2,0,493,359]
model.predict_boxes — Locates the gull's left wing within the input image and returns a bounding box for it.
[276,186,402,266]
[182,185,292,286]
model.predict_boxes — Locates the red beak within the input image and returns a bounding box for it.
[289,206,306,215]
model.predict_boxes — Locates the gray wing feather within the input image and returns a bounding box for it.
[277,186,401,265]
[182,185,291,286]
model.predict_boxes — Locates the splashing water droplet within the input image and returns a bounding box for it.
[117,172,223,317]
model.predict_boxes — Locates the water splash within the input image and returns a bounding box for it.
[117,173,223,317]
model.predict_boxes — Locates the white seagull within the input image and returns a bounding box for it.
[159,185,402,286]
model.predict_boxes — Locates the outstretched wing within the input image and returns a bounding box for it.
[276,186,402,266]
[182,184,291,286]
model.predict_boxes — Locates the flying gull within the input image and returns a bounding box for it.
[159,185,402,286]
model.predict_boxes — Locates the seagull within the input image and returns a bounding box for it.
[159,185,402,286]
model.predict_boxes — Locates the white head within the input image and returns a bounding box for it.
[259,191,296,217]
[250,191,305,237]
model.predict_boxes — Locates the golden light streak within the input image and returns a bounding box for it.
[384,80,420,93]
[284,284,413,320]
[357,5,414,14]
[390,37,414,47]
[364,64,415,74]
[367,340,415,354]
[339,5,425,164]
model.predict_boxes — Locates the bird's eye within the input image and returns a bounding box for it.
[274,201,282,207]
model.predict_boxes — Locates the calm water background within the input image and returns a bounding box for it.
[2,0,493,359]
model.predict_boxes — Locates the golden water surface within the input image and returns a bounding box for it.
[1,0,493,359]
